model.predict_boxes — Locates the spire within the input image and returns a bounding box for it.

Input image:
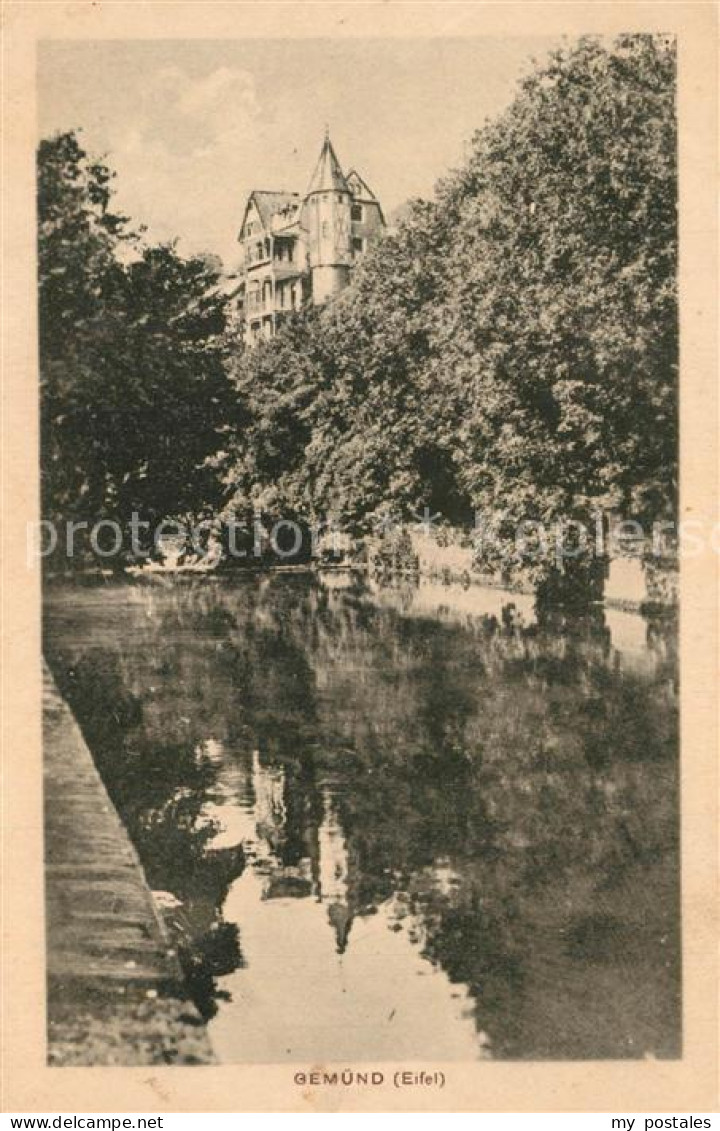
[306,131,349,195]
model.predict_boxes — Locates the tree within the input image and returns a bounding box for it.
[222,35,677,599]
[222,200,471,536]
[433,35,677,588]
[38,131,234,562]
[38,131,131,533]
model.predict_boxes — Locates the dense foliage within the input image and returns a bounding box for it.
[222,34,677,587]
[38,131,233,560]
[45,575,680,1055]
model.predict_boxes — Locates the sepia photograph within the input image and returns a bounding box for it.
[36,29,684,1068]
[2,0,717,1116]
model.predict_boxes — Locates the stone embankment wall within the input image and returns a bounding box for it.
[43,663,214,1066]
[408,531,677,610]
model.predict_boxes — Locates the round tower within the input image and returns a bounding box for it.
[302,131,352,304]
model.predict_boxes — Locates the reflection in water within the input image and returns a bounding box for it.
[207,751,481,1062]
[44,573,680,1061]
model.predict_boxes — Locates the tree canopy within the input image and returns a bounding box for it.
[40,34,677,591]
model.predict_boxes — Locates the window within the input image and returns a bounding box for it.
[351,203,363,222]
[352,236,364,255]
[322,221,330,238]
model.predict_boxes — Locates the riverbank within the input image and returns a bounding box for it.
[43,662,214,1066]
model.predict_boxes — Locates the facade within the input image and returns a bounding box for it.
[237,133,385,344]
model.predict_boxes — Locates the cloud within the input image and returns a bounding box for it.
[129,65,261,157]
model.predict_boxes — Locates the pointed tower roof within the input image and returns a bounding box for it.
[306,131,349,196]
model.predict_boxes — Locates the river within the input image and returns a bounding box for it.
[43,571,680,1061]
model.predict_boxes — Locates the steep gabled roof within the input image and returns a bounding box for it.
[239,190,300,238]
[346,169,386,225]
[346,169,378,202]
[306,134,349,196]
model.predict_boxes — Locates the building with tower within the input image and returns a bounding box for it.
[237,132,385,344]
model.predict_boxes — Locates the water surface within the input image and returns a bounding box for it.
[44,572,680,1061]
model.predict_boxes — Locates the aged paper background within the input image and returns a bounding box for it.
[2,0,717,1114]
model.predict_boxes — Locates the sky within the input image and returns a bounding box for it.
[38,36,560,269]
